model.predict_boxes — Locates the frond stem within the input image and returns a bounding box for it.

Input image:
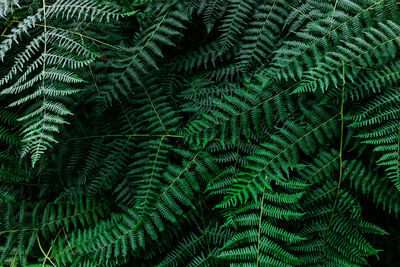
[67,133,220,142]
[324,60,346,261]
[256,193,265,267]
[37,234,56,267]
[13,20,120,50]
[200,200,213,264]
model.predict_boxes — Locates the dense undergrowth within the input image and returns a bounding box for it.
[1,0,400,266]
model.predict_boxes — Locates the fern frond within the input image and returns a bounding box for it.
[344,159,400,216]
[236,0,289,71]
[266,0,392,83]
[105,7,187,98]
[294,20,400,93]
[183,76,295,147]
[158,223,231,266]
[217,0,256,55]
[294,150,384,266]
[0,0,19,18]
[217,116,337,210]
[46,0,125,22]
[169,41,224,74]
[50,151,216,264]
[217,180,306,266]
[346,62,400,101]
[0,107,19,146]
[347,89,400,189]
[203,0,226,33]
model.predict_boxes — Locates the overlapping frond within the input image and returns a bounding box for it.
[266,0,396,83]
[294,150,386,266]
[183,76,296,147]
[347,88,400,190]
[2,0,400,265]
[294,21,400,93]
[0,0,126,165]
[104,6,187,99]
[236,0,289,71]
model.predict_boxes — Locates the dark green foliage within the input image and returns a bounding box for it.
[1,0,400,266]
